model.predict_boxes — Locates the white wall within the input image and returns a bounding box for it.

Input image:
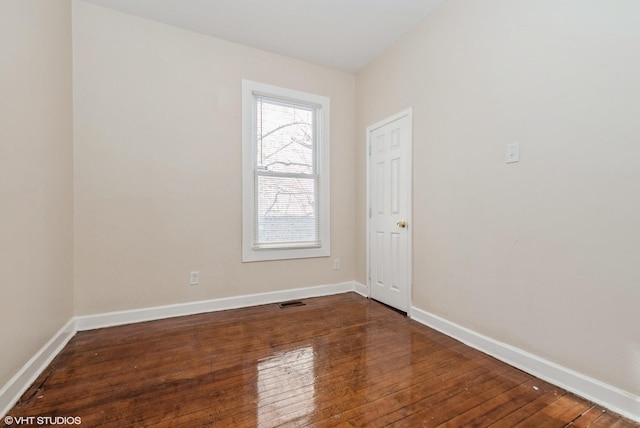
[0,1,74,388]
[357,0,640,397]
[73,1,356,315]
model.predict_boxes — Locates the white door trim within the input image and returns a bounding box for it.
[366,108,413,311]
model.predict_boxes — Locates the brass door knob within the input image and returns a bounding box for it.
[397,221,407,228]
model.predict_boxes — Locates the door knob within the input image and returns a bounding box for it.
[397,221,407,228]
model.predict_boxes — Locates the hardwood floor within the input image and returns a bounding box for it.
[4,293,638,427]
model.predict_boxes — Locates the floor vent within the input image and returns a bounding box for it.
[278,300,306,309]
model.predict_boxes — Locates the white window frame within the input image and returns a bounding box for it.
[242,80,330,262]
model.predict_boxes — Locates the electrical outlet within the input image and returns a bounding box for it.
[333,258,341,270]
[190,271,200,286]
[505,142,520,163]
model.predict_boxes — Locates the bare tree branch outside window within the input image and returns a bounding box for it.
[255,98,318,244]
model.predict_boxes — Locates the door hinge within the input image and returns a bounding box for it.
[369,207,372,218]
[368,144,372,156]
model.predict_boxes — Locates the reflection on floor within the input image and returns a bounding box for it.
[4,293,638,427]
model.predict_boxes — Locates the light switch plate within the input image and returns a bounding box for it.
[190,271,200,285]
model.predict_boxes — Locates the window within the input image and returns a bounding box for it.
[242,80,330,262]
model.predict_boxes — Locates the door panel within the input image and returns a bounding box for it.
[375,232,385,286]
[368,110,412,312]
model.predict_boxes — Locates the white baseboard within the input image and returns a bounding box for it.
[353,281,368,298]
[1,281,362,418]
[409,306,640,423]
[0,318,77,419]
[75,281,358,331]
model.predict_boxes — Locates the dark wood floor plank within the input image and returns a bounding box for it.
[436,379,544,427]
[514,393,593,427]
[364,365,503,425]
[305,332,507,426]
[3,293,638,428]
[383,368,527,427]
[567,405,608,427]
[488,385,568,427]
[589,412,640,428]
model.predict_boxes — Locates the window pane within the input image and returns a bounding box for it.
[257,98,314,174]
[256,175,318,245]
[242,80,330,261]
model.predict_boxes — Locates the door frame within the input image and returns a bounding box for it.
[366,107,413,312]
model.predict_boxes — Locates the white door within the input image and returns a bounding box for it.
[367,109,412,312]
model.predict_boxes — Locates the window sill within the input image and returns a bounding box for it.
[242,246,330,262]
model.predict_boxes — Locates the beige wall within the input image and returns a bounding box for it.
[72,2,356,315]
[356,0,640,396]
[0,1,74,388]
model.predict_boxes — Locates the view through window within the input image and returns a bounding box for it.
[255,96,318,246]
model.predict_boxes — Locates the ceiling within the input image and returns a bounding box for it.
[79,0,445,73]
